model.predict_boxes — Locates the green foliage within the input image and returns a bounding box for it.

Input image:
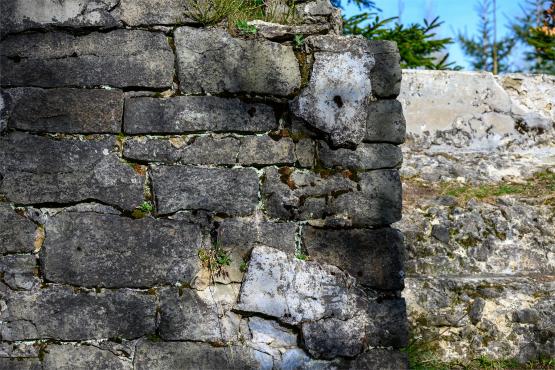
[295,252,309,261]
[139,201,154,213]
[236,19,257,34]
[344,14,458,69]
[457,0,516,74]
[198,242,232,276]
[511,0,555,74]
[240,260,249,273]
[293,34,305,49]
[184,0,245,25]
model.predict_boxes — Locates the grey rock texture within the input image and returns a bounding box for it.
[0,133,144,210]
[124,96,276,134]
[151,166,259,216]
[119,0,191,26]
[319,141,403,169]
[262,167,402,226]
[0,255,39,291]
[2,88,123,133]
[0,204,37,254]
[1,287,156,340]
[41,212,202,288]
[42,344,132,370]
[0,30,174,88]
[366,99,406,144]
[0,0,120,34]
[302,227,405,290]
[292,37,374,147]
[174,27,301,96]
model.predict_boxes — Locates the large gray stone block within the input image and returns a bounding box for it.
[292,49,374,147]
[174,27,301,96]
[134,341,260,370]
[366,99,406,144]
[124,96,276,134]
[0,0,120,34]
[318,141,403,169]
[41,212,202,288]
[0,287,156,340]
[0,133,144,210]
[159,287,241,342]
[262,167,402,226]
[151,166,259,216]
[42,344,131,370]
[0,204,37,254]
[238,136,296,165]
[0,255,38,291]
[2,88,123,133]
[0,30,174,88]
[119,0,192,26]
[302,227,405,290]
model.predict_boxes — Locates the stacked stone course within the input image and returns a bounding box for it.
[0,1,407,368]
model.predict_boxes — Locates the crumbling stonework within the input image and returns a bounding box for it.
[0,1,407,369]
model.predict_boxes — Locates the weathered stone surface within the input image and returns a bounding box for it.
[0,358,42,370]
[0,287,156,340]
[291,50,374,147]
[0,0,120,34]
[328,170,402,227]
[263,167,401,226]
[124,136,240,165]
[366,99,406,144]
[0,255,38,291]
[134,341,260,370]
[345,349,409,370]
[247,20,330,40]
[295,138,316,167]
[0,204,37,254]
[41,212,202,288]
[119,0,192,26]
[319,142,402,169]
[236,246,362,325]
[2,88,123,133]
[0,133,144,210]
[152,166,259,216]
[159,286,241,342]
[124,96,276,134]
[174,27,301,96]
[238,136,296,165]
[0,30,174,88]
[302,227,405,290]
[42,344,131,370]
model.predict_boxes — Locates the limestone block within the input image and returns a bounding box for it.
[291,49,374,147]
[2,88,123,133]
[302,227,405,290]
[0,204,37,254]
[0,0,120,34]
[119,0,192,26]
[42,344,131,370]
[41,212,202,288]
[0,287,156,340]
[0,133,144,210]
[124,96,276,134]
[0,30,174,88]
[366,99,406,144]
[0,255,38,291]
[318,141,403,169]
[151,166,259,216]
[174,27,301,96]
[238,136,296,165]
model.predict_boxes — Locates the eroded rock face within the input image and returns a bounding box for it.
[0,204,37,254]
[292,49,374,147]
[174,27,301,96]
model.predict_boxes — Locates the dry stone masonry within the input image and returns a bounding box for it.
[0,1,407,369]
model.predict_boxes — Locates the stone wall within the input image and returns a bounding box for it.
[399,70,554,364]
[0,1,408,369]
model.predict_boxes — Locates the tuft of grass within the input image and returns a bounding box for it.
[139,201,154,213]
[198,242,232,278]
[184,0,298,28]
[236,19,257,34]
[295,252,309,261]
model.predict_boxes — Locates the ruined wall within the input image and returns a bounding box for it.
[0,1,408,369]
[399,70,554,364]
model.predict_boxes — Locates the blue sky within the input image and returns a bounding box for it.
[343,0,526,70]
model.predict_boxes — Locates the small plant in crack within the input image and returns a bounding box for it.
[240,259,249,273]
[293,34,305,49]
[295,252,309,261]
[198,241,232,278]
[236,20,257,34]
[131,201,154,219]
[139,201,154,213]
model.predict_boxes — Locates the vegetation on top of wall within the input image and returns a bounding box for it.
[183,0,298,29]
